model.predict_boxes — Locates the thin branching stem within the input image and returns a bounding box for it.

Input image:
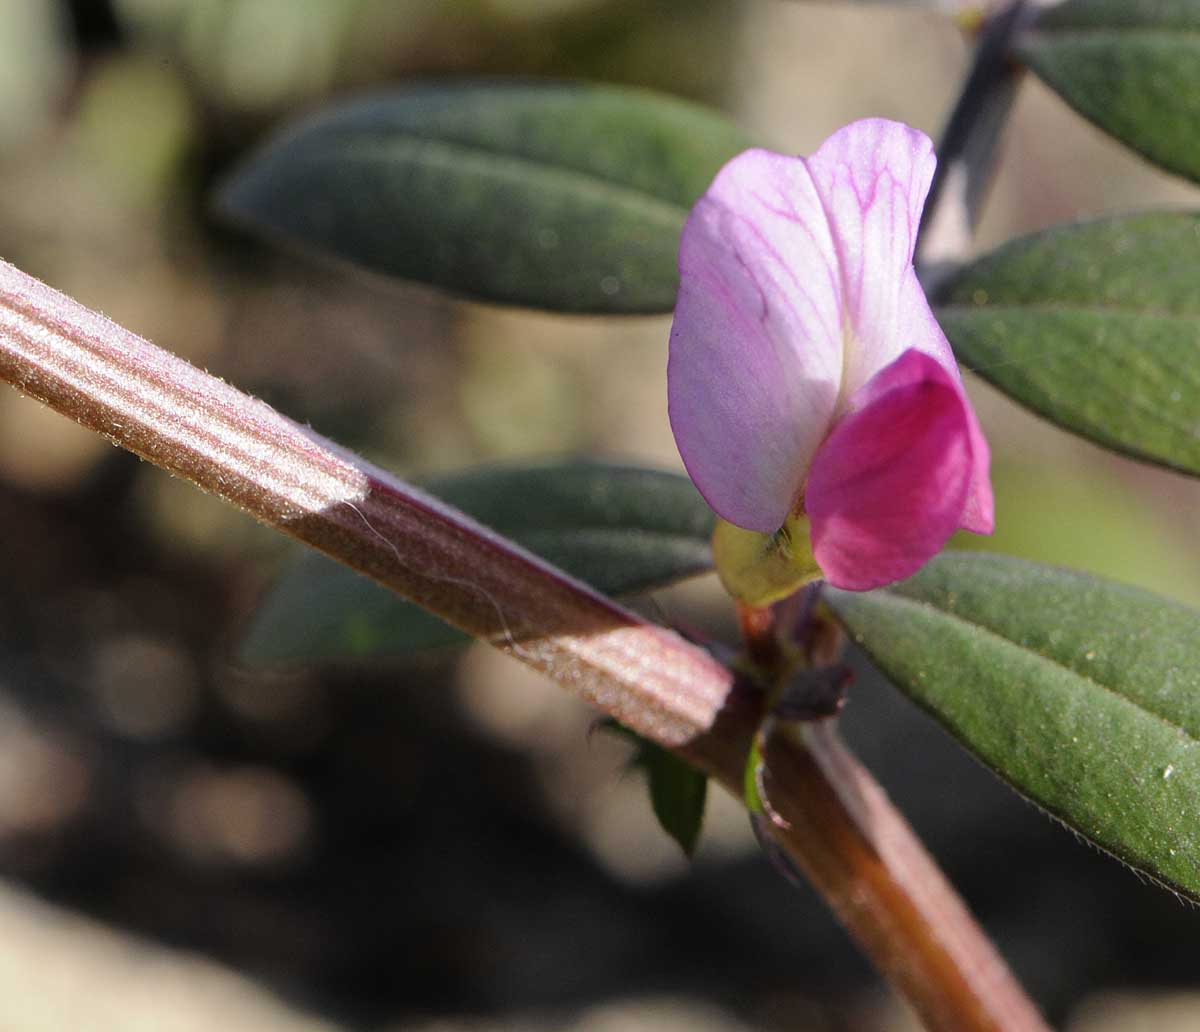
[918,0,1035,290]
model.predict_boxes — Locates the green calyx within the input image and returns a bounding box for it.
[712,512,822,606]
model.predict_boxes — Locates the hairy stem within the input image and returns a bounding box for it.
[0,259,743,761]
[0,257,1044,1030]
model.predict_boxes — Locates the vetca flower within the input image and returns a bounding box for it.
[668,119,993,600]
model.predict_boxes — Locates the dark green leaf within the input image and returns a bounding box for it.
[645,744,709,857]
[935,213,1200,477]
[216,81,752,314]
[1020,0,1200,182]
[240,461,715,665]
[826,553,1200,901]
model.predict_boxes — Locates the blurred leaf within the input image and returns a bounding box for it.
[827,553,1200,901]
[242,552,464,665]
[781,0,984,6]
[935,213,1200,477]
[0,0,67,147]
[216,81,752,313]
[1020,1,1200,182]
[645,744,708,857]
[241,461,715,665]
[74,58,196,208]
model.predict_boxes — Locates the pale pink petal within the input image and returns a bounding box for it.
[806,349,987,591]
[804,119,941,400]
[668,148,844,532]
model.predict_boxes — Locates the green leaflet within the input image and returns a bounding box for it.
[936,212,1200,477]
[827,553,1200,901]
[1021,0,1200,183]
[217,81,752,313]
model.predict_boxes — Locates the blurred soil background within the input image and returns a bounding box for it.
[2,1,1200,1029]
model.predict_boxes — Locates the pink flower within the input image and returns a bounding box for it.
[668,119,993,592]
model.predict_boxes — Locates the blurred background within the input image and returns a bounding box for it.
[2,1,1200,1029]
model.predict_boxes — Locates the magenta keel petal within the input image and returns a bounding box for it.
[806,350,986,591]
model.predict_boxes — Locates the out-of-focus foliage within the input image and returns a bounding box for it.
[113,0,738,111]
[73,59,196,209]
[216,82,752,313]
[1021,0,1200,184]
[829,553,1200,902]
[936,213,1200,478]
[0,0,66,149]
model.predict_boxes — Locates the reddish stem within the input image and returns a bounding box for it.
[0,258,1046,1031]
[0,259,734,758]
[736,599,783,671]
[761,722,1048,1032]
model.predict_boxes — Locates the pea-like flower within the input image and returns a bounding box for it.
[668,119,993,598]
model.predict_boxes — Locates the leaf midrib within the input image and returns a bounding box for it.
[305,129,693,227]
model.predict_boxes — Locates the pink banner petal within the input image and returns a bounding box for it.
[804,120,946,403]
[668,148,845,532]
